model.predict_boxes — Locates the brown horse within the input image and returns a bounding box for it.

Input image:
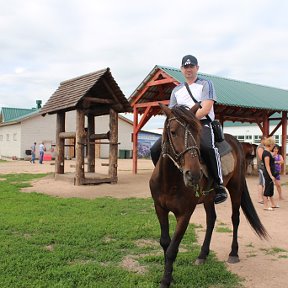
[241,142,258,174]
[149,104,268,288]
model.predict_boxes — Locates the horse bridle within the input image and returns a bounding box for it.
[162,116,200,172]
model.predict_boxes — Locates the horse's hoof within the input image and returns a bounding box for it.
[195,258,206,265]
[160,279,171,288]
[227,256,240,263]
[160,283,169,288]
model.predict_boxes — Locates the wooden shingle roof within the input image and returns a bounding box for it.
[41,68,132,116]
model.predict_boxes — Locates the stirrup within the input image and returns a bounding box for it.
[214,185,228,204]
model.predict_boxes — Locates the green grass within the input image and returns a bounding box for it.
[0,174,241,288]
[245,242,254,248]
[260,247,288,258]
[216,223,232,233]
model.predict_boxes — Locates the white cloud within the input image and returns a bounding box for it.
[15,67,26,74]
[1,0,288,128]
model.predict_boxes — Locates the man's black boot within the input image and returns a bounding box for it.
[214,184,228,204]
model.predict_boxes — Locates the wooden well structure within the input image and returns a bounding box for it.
[41,68,132,185]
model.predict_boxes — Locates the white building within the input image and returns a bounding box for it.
[223,121,285,146]
[0,107,134,160]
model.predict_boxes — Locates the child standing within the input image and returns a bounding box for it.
[272,144,284,201]
[262,137,278,211]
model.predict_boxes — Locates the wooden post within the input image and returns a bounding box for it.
[281,112,287,175]
[109,109,118,183]
[87,114,95,173]
[263,115,269,137]
[132,106,138,174]
[55,112,65,174]
[75,109,85,185]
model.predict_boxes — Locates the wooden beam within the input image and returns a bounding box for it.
[59,132,76,139]
[81,177,117,185]
[147,78,176,86]
[111,103,125,111]
[256,122,264,134]
[133,102,168,134]
[92,141,119,145]
[90,132,110,140]
[135,100,169,108]
[131,85,151,107]
[136,106,153,133]
[84,97,114,104]
[269,121,282,137]
[263,115,269,137]
[148,70,178,86]
[102,78,124,110]
[83,107,111,116]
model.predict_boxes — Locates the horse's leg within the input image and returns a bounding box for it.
[160,213,192,288]
[154,204,171,262]
[227,187,241,263]
[195,200,216,264]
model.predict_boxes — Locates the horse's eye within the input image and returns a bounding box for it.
[170,130,177,137]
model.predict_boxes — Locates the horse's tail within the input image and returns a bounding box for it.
[241,180,269,240]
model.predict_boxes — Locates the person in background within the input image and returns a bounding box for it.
[256,136,266,204]
[39,142,45,164]
[272,144,284,201]
[262,137,278,211]
[30,142,36,164]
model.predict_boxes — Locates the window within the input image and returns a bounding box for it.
[6,134,9,141]
[254,135,261,144]
[236,135,245,142]
[13,133,17,141]
[245,135,252,140]
[273,135,279,145]
[0,135,3,141]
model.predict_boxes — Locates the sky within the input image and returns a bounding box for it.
[1,0,288,130]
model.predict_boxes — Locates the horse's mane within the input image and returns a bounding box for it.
[170,105,202,133]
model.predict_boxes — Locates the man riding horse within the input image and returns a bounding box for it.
[150,54,227,204]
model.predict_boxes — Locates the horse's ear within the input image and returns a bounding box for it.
[159,103,173,117]
[190,103,201,115]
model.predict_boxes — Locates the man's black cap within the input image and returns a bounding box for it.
[181,55,198,67]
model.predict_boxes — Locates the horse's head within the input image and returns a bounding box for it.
[159,103,202,187]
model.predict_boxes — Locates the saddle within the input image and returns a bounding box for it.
[201,140,234,180]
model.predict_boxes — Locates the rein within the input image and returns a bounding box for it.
[162,116,200,172]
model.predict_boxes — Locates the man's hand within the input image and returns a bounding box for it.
[195,99,214,119]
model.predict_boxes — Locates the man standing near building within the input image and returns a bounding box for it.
[30,142,36,164]
[39,142,45,164]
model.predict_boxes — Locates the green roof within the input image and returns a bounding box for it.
[158,65,288,111]
[0,107,39,123]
